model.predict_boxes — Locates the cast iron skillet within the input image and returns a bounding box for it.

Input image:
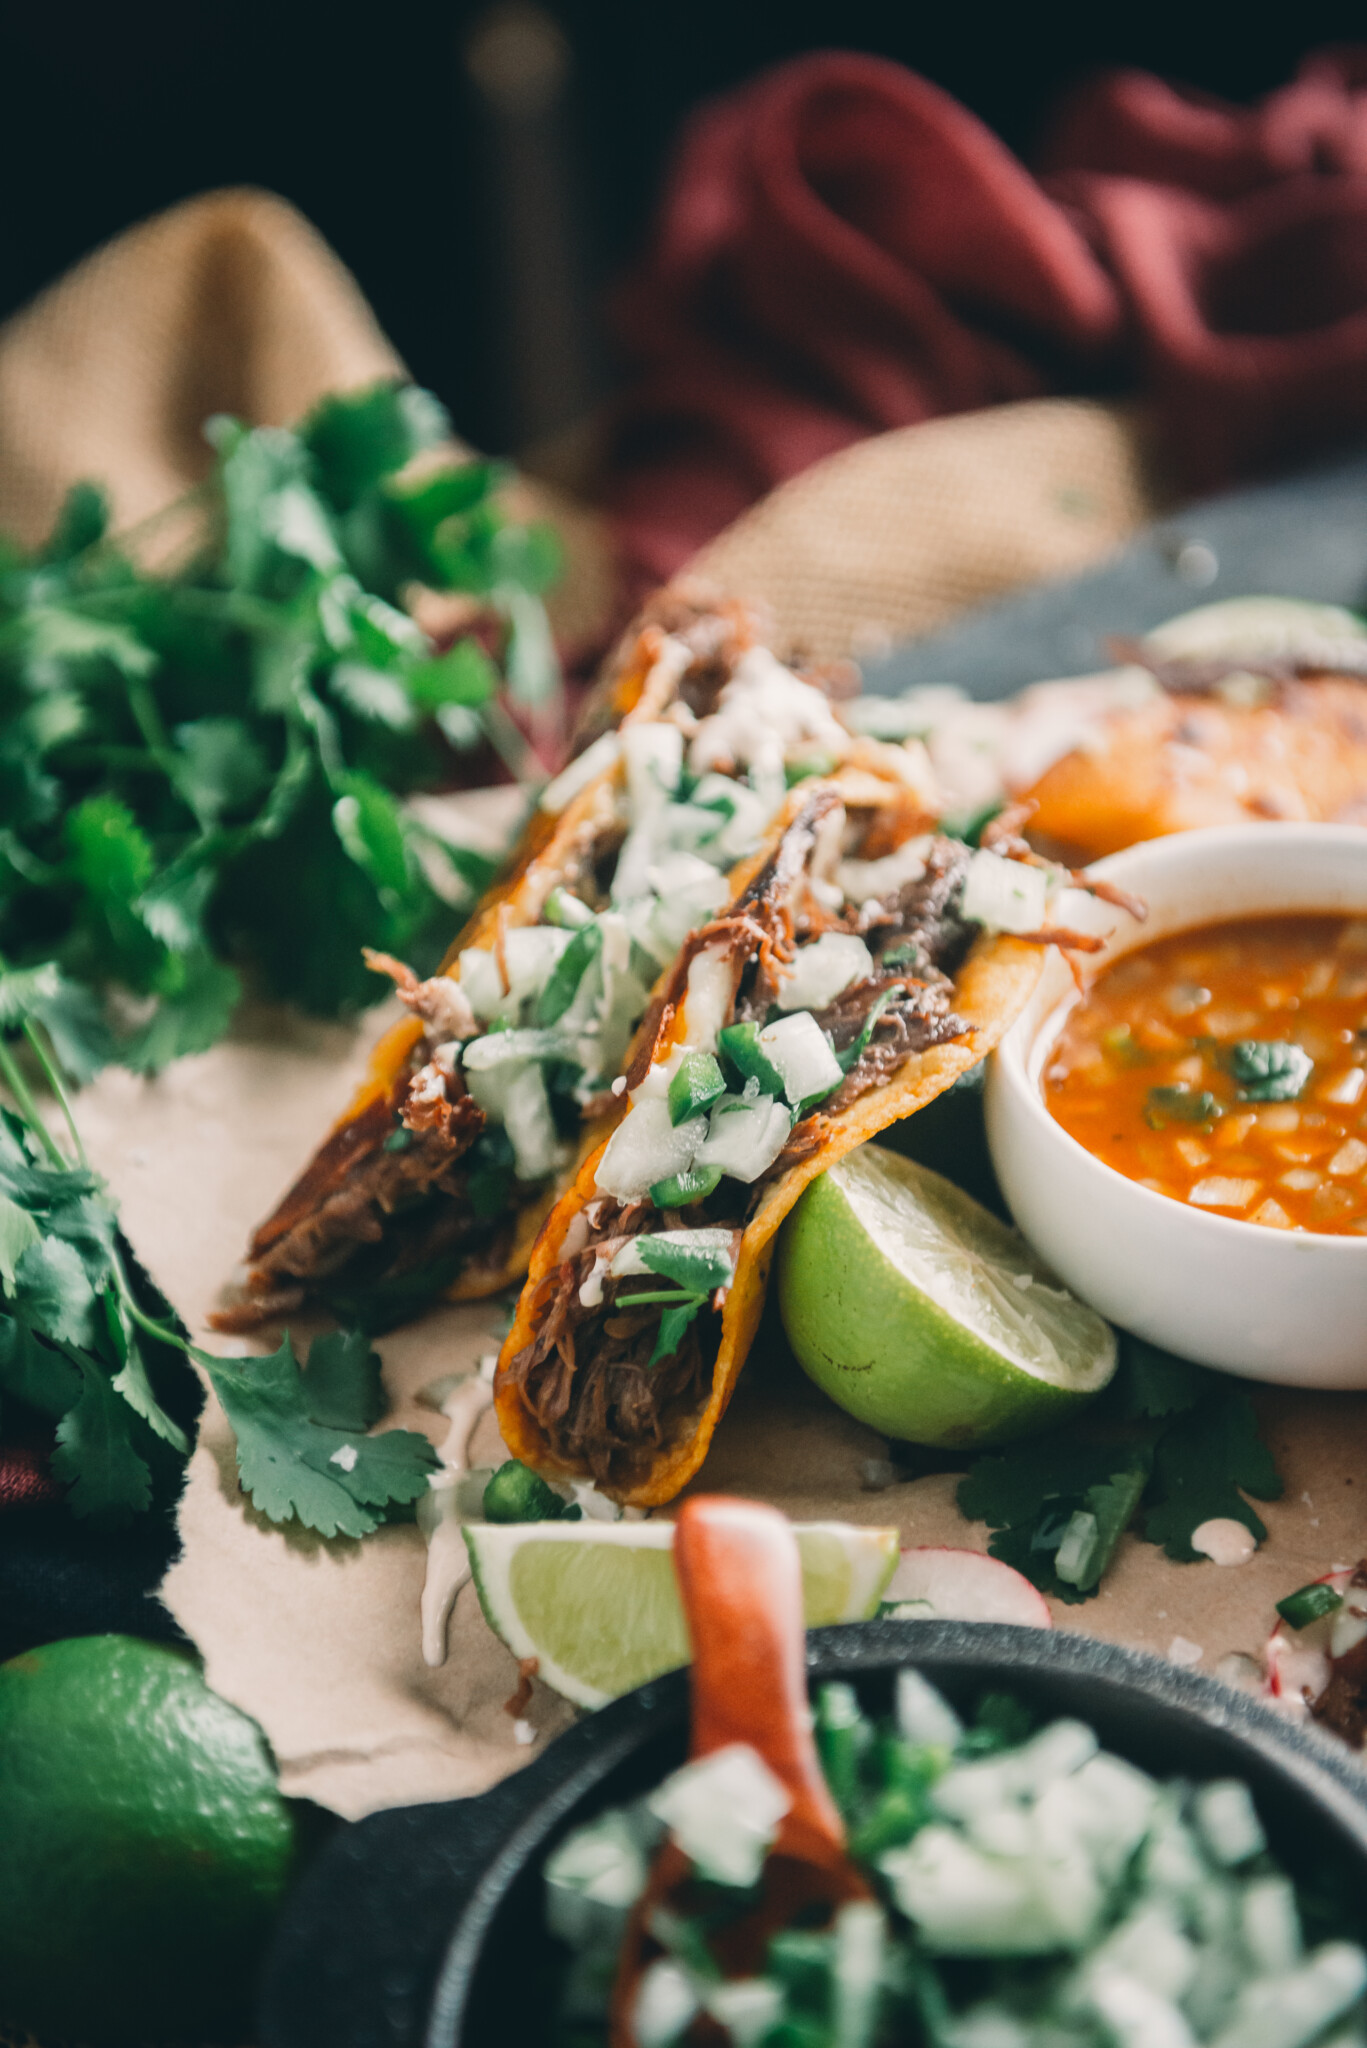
[261,1620,1367,2048]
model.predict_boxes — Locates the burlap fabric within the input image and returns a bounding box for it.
[0,188,613,656]
[0,188,1170,666]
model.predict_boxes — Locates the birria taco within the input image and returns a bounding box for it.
[494,772,1079,1507]
[223,591,931,1332]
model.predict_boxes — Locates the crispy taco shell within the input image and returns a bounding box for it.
[494,784,1044,1506]
[235,618,710,1318]
[1024,675,1367,864]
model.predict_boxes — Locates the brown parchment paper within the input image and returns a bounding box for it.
[69,803,1365,1820]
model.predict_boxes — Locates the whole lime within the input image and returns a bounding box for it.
[776,1145,1116,1447]
[0,1634,298,2047]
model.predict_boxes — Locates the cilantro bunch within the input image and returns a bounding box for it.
[0,382,560,1070]
[0,990,438,1533]
[957,1337,1284,1602]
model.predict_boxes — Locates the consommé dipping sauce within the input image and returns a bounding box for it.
[1043,915,1367,1234]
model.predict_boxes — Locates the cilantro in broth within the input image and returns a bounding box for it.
[1224,1038,1314,1102]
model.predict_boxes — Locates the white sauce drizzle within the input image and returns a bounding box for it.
[1190,1517,1257,1567]
[417,1366,496,1669]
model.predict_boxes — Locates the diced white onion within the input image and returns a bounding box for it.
[880,1823,1102,1955]
[775,932,873,1013]
[632,1961,699,2048]
[895,1669,963,1750]
[461,1028,568,1071]
[593,1098,707,1202]
[501,1063,565,1182]
[622,721,684,821]
[836,835,933,905]
[539,729,619,814]
[958,848,1050,934]
[1205,1942,1367,2048]
[1241,1878,1304,1976]
[542,1809,650,1946]
[1191,1780,1266,1868]
[758,1011,842,1105]
[690,773,775,862]
[703,1978,784,2047]
[456,945,505,1024]
[457,927,573,1026]
[647,1742,790,1887]
[644,854,730,956]
[681,943,737,1053]
[696,1096,792,1183]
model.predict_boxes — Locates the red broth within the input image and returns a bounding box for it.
[1043,915,1367,1234]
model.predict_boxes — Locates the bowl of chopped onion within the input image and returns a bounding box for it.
[397,1619,1367,2048]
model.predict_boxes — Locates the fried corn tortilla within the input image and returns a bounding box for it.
[1024,674,1367,865]
[223,597,928,1333]
[495,776,1048,1506]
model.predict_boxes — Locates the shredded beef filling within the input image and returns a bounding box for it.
[503,1198,738,1487]
[505,828,980,1482]
[226,1038,495,1330]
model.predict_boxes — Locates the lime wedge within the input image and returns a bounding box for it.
[465,1519,899,1709]
[776,1145,1115,1448]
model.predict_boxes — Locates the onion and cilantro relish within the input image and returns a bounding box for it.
[1045,915,1367,1233]
[544,1674,1367,2048]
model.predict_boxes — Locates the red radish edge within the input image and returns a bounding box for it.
[884,1547,1052,1629]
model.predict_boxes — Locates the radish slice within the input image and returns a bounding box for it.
[883,1547,1052,1629]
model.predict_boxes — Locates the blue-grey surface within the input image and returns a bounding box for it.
[862,444,1367,703]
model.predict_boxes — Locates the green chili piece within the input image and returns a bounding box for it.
[1275,1581,1344,1630]
[717,1021,785,1098]
[1144,1085,1224,1130]
[650,1163,723,1209]
[667,1050,726,1128]
[482,1458,576,1523]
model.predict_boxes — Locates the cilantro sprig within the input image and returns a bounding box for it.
[0,381,559,1066]
[0,978,437,1534]
[956,1337,1283,1602]
[615,1236,735,1367]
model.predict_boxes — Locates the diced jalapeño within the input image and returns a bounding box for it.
[650,1163,723,1208]
[717,1021,786,1098]
[667,1050,726,1128]
[482,1459,579,1523]
[1275,1580,1344,1630]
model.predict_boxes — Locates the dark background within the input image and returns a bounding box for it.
[0,1,1361,462]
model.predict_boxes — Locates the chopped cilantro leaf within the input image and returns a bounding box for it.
[957,1339,1283,1599]
[1224,1039,1313,1102]
[1141,1384,1282,1560]
[636,1236,734,1295]
[50,1354,153,1519]
[195,1332,439,1539]
[1144,1085,1223,1129]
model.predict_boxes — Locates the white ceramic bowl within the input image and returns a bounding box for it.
[984,824,1367,1389]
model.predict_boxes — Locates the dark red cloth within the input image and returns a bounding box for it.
[608,48,1367,583]
[0,1426,59,1510]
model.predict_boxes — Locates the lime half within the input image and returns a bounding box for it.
[465,1519,898,1709]
[776,1145,1115,1448]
